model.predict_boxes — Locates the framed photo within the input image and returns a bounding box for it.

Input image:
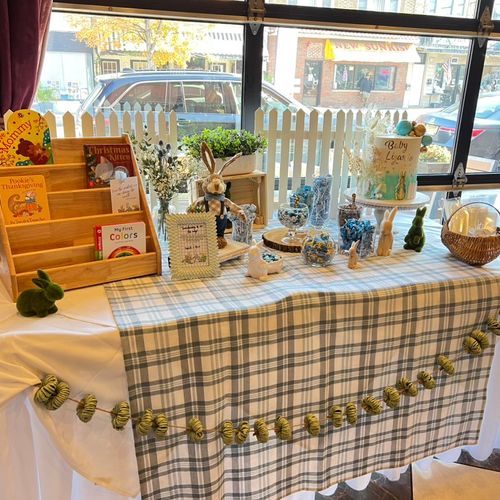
[166,212,220,280]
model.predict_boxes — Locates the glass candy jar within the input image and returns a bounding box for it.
[338,193,362,228]
[339,219,375,258]
[228,203,257,245]
[301,230,337,267]
[278,202,309,244]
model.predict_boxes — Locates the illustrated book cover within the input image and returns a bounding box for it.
[94,221,146,260]
[0,174,50,224]
[84,144,134,188]
[110,177,140,213]
[0,110,53,167]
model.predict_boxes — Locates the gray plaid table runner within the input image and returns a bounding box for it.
[106,218,500,499]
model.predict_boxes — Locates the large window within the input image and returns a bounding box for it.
[38,0,500,192]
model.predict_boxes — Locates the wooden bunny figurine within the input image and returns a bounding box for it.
[348,240,361,269]
[246,240,268,281]
[191,142,247,249]
[377,207,398,256]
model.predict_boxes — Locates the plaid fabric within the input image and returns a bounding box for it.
[106,218,500,500]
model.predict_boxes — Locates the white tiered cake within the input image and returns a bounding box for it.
[359,135,421,201]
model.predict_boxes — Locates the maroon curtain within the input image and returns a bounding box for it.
[0,0,52,126]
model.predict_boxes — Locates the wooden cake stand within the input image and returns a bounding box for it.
[344,189,430,233]
[262,228,307,253]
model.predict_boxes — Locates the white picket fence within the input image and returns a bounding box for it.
[3,107,408,219]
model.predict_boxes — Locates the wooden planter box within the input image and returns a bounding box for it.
[0,135,161,301]
[195,170,268,227]
[214,153,261,176]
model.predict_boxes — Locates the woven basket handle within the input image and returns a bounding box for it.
[443,201,500,235]
[446,201,500,232]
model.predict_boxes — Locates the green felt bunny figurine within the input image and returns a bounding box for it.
[16,270,64,317]
[404,207,427,252]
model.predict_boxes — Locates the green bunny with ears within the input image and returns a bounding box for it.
[16,270,64,317]
[404,207,427,252]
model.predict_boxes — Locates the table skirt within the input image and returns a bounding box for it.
[1,340,499,500]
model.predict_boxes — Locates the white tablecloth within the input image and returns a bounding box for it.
[1,276,499,500]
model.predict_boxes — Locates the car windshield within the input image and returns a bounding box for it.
[443,94,500,119]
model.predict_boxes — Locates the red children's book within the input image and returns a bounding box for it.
[83,144,134,188]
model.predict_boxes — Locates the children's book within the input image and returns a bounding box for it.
[0,110,53,167]
[84,144,134,188]
[110,177,140,213]
[0,174,50,224]
[94,221,146,260]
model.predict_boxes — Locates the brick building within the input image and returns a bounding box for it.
[266,29,420,109]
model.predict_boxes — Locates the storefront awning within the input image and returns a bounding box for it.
[328,41,421,64]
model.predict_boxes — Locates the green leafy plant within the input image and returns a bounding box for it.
[36,86,57,103]
[419,145,451,163]
[181,127,268,159]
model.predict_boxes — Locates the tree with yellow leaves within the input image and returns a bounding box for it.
[66,15,199,70]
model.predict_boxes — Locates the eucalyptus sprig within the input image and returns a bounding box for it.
[132,128,202,201]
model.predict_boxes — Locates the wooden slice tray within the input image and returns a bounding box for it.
[262,228,306,253]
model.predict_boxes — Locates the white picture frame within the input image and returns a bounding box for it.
[166,212,220,280]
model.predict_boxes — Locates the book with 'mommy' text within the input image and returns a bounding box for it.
[94,221,146,260]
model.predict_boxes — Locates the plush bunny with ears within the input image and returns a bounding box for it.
[190,142,246,249]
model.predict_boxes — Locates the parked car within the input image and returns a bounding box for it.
[416,92,500,171]
[79,70,308,137]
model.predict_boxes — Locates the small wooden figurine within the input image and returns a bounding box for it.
[348,240,361,269]
[404,207,427,252]
[190,142,246,249]
[377,207,398,256]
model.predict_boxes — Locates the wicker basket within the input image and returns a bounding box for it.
[441,202,500,266]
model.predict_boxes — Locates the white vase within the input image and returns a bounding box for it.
[214,153,260,175]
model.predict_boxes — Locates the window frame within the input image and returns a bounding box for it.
[53,0,500,188]
[100,58,120,74]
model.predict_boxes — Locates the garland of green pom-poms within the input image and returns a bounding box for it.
[187,417,204,442]
[31,318,497,444]
[34,374,70,411]
[417,371,436,390]
[235,421,250,445]
[383,387,400,409]
[153,413,169,439]
[328,405,343,428]
[487,316,500,335]
[136,409,154,436]
[345,402,358,425]
[111,402,130,431]
[274,416,292,441]
[254,418,269,443]
[304,414,321,436]
[221,421,234,445]
[361,396,383,415]
[77,394,97,423]
[396,376,419,397]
